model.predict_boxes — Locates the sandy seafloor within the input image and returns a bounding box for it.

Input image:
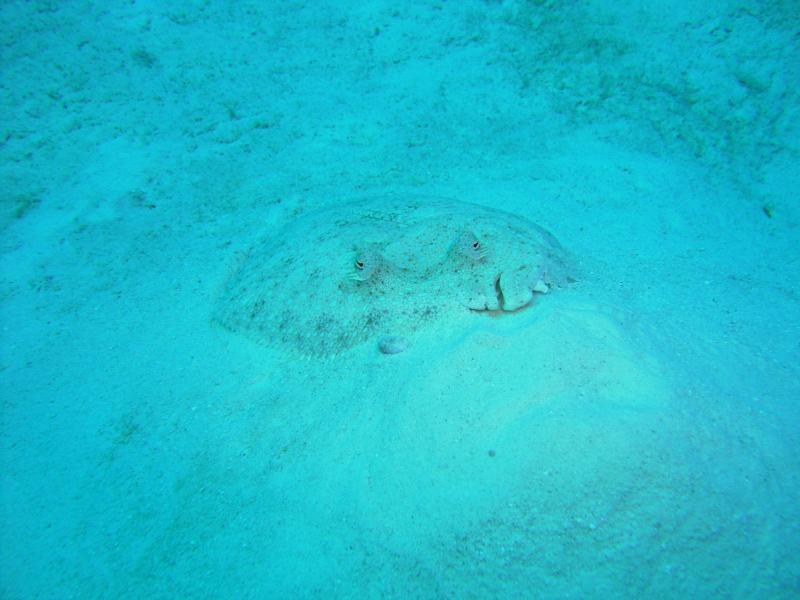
[1,1,799,598]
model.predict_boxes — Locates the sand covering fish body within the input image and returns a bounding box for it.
[214,195,572,356]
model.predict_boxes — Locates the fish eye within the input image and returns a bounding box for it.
[472,241,480,250]
[355,259,365,270]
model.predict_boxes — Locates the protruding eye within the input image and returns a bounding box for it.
[452,231,487,262]
[350,250,384,282]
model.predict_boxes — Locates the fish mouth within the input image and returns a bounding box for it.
[465,272,549,314]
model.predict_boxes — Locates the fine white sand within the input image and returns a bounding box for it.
[2,1,798,598]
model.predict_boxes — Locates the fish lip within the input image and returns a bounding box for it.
[467,301,533,316]
[467,270,553,314]
[465,272,535,314]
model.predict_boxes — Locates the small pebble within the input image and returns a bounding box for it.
[378,335,409,355]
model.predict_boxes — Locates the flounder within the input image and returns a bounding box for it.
[214,195,573,357]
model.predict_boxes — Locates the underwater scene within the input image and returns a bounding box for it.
[1,1,798,598]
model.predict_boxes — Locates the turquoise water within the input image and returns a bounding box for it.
[1,2,798,598]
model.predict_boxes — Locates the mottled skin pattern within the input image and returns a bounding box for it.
[214,195,572,357]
